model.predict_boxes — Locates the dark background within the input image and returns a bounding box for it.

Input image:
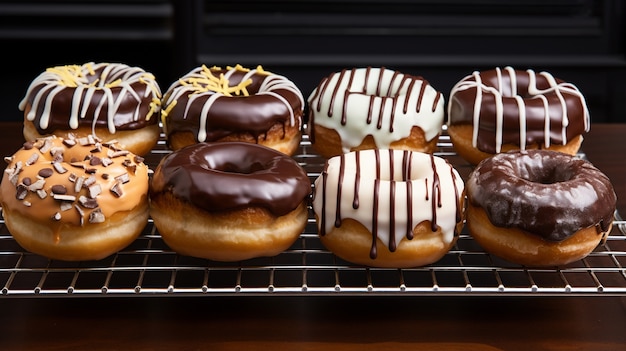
[1,0,624,123]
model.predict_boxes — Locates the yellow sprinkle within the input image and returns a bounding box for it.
[105,78,122,88]
[162,99,177,119]
[84,63,95,76]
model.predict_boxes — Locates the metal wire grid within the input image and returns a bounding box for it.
[0,132,625,297]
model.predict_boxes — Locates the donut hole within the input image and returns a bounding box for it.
[521,161,575,185]
[216,161,266,175]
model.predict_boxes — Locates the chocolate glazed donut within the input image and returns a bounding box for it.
[149,142,312,261]
[466,149,616,266]
[152,142,310,215]
[20,62,161,134]
[161,64,304,155]
[447,66,590,165]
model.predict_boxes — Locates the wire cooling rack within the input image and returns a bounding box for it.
[0,131,625,297]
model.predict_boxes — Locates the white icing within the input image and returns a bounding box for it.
[308,68,444,153]
[313,149,464,252]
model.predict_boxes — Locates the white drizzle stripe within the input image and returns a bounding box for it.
[514,95,527,150]
[448,66,590,152]
[471,71,482,148]
[308,68,444,153]
[506,66,517,96]
[69,85,84,129]
[198,94,221,142]
[40,85,66,129]
[26,84,55,122]
[19,62,161,135]
[313,149,464,251]
[81,87,96,119]
[495,67,503,94]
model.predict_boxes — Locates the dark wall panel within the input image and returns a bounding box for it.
[1,0,624,122]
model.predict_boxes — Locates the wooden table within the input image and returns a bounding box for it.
[0,122,624,351]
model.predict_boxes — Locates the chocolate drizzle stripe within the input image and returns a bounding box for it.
[363,67,371,93]
[341,68,357,125]
[335,154,345,227]
[367,96,375,124]
[328,69,347,118]
[377,97,386,130]
[371,178,380,259]
[320,169,328,236]
[403,79,416,114]
[352,151,360,209]
[416,80,427,113]
[430,154,440,232]
[375,66,385,96]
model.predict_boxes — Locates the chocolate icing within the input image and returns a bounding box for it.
[162,65,304,143]
[467,149,616,241]
[151,142,311,216]
[448,67,589,153]
[20,63,161,133]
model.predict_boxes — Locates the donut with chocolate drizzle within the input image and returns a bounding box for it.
[312,149,465,268]
[307,67,445,159]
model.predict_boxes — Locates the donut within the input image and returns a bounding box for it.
[149,142,311,261]
[161,64,305,155]
[466,149,616,267]
[447,66,590,165]
[307,67,445,159]
[312,149,465,268]
[0,135,150,261]
[19,62,162,156]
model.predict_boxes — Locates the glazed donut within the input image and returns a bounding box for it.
[312,149,465,268]
[466,149,616,267]
[447,66,590,165]
[307,67,445,159]
[161,64,305,155]
[19,62,162,156]
[149,142,311,261]
[0,135,150,261]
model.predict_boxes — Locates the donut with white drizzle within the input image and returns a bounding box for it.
[312,149,465,268]
[307,67,445,158]
[447,66,590,165]
[19,62,162,156]
[161,64,305,155]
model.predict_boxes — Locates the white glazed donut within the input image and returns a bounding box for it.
[312,149,465,268]
[307,67,445,158]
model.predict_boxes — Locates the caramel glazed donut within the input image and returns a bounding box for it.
[19,62,162,156]
[150,142,311,262]
[313,149,465,268]
[161,64,305,156]
[466,149,616,267]
[447,66,590,165]
[307,67,445,159]
[0,135,150,261]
